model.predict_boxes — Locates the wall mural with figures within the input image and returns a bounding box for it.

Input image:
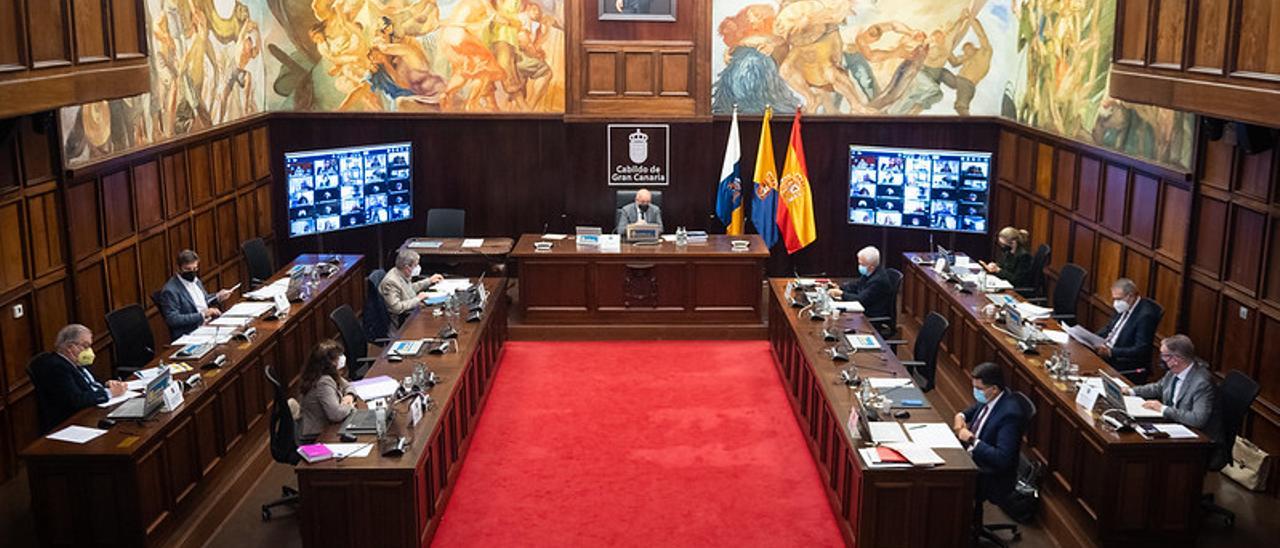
[59,0,1191,172]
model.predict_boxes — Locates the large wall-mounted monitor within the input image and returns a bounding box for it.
[285,142,412,238]
[847,145,991,234]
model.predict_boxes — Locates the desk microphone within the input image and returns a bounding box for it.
[1112,368,1146,378]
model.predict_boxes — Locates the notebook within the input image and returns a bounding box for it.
[297,444,334,463]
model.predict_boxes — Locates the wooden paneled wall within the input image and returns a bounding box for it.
[993,120,1280,481]
[0,0,151,118]
[566,0,710,118]
[0,112,275,483]
[1111,0,1280,127]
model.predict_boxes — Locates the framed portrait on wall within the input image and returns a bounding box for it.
[599,0,676,22]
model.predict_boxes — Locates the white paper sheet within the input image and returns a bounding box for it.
[126,379,150,391]
[867,378,913,389]
[325,443,375,458]
[47,425,108,444]
[244,278,290,300]
[903,423,964,449]
[869,422,909,443]
[844,333,881,350]
[222,302,276,317]
[407,240,444,249]
[171,326,235,347]
[1043,329,1069,345]
[461,238,484,248]
[541,234,568,240]
[832,301,864,313]
[96,391,141,408]
[883,442,946,466]
[208,316,252,328]
[350,376,399,401]
[1066,324,1106,347]
[1124,396,1165,418]
[1015,302,1053,320]
[857,447,912,469]
[433,279,472,293]
[1153,424,1198,439]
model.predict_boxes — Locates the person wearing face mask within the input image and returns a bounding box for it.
[1093,278,1162,383]
[980,226,1033,288]
[952,362,1025,506]
[827,246,894,330]
[29,324,128,434]
[156,249,233,340]
[1125,335,1222,445]
[298,339,359,442]
[379,250,445,328]
[615,188,664,235]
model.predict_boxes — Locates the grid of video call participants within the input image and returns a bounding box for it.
[286,143,412,237]
[847,146,990,234]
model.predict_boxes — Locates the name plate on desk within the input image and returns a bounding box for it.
[1075,384,1101,411]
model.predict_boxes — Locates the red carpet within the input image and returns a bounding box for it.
[430,341,844,547]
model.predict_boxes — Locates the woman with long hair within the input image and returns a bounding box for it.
[298,339,356,441]
[983,226,1033,288]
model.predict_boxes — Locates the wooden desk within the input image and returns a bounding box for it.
[767,280,977,548]
[900,253,1211,548]
[21,255,365,548]
[399,237,515,276]
[295,277,508,548]
[511,234,768,336]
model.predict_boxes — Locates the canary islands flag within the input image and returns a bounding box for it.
[777,110,816,254]
[751,108,780,248]
[715,108,744,234]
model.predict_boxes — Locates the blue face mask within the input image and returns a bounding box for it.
[973,387,988,404]
[858,265,870,277]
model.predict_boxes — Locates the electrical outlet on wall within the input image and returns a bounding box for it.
[12,304,23,319]
[1239,306,1248,320]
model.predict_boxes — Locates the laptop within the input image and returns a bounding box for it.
[1099,372,1163,419]
[339,407,397,437]
[624,222,661,243]
[108,368,169,420]
[1003,304,1026,339]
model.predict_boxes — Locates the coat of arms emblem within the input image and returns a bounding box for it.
[628,129,649,164]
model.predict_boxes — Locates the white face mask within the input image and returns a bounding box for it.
[337,355,346,370]
[410,264,422,278]
[1112,299,1131,314]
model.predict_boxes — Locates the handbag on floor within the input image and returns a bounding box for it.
[1222,437,1272,492]
[1000,454,1044,523]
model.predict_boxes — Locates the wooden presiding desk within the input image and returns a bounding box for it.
[900,253,1212,548]
[767,280,978,548]
[511,234,769,334]
[21,255,365,548]
[399,237,516,275]
[296,277,508,548]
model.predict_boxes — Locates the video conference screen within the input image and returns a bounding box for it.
[285,142,412,238]
[847,145,991,234]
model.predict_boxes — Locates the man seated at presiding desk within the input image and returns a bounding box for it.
[1093,278,1161,383]
[28,324,128,434]
[1125,335,1222,442]
[380,250,445,328]
[615,188,663,235]
[953,362,1026,504]
[298,339,357,442]
[155,249,234,339]
[826,246,894,321]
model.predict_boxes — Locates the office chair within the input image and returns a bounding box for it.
[886,311,948,392]
[978,390,1037,547]
[362,269,393,345]
[105,304,156,378]
[864,267,903,339]
[330,304,388,381]
[1203,371,1260,526]
[1013,244,1051,299]
[425,208,466,238]
[262,365,300,521]
[1028,263,1085,322]
[242,238,275,288]
[614,189,664,210]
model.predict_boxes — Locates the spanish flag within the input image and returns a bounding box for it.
[715,108,745,235]
[776,110,816,254]
[750,108,780,248]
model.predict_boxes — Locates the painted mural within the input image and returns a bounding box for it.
[61,0,268,167]
[263,0,566,113]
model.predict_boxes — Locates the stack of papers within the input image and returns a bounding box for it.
[408,240,444,249]
[326,443,375,458]
[97,391,141,408]
[461,238,485,248]
[858,447,913,469]
[208,316,253,328]
[1014,302,1053,320]
[223,302,276,317]
[986,294,1017,307]
[902,423,964,449]
[882,442,946,466]
[832,301,864,313]
[245,278,290,300]
[1066,324,1106,347]
[434,279,472,293]
[867,378,913,389]
[171,326,235,347]
[1152,424,1198,439]
[541,234,568,240]
[869,421,909,443]
[350,376,399,401]
[47,425,108,444]
[844,333,881,350]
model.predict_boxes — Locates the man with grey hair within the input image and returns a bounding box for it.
[379,250,445,327]
[1125,335,1222,449]
[156,249,233,340]
[828,246,894,333]
[1093,277,1162,383]
[29,324,128,433]
[615,188,664,235]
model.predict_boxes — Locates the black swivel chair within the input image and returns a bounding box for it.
[886,311,949,392]
[105,304,156,378]
[242,238,275,288]
[425,208,466,238]
[330,304,388,381]
[362,269,393,345]
[1013,244,1051,299]
[261,365,300,521]
[1203,371,1261,526]
[614,190,664,228]
[1028,263,1086,322]
[864,267,903,340]
[978,390,1036,547]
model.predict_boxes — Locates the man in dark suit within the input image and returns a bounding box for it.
[614,188,664,235]
[155,249,231,340]
[1127,335,1222,446]
[29,324,127,433]
[828,246,894,321]
[954,362,1025,504]
[1094,278,1162,383]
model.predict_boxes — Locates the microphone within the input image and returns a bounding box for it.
[1112,368,1146,377]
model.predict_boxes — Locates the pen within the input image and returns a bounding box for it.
[907,424,927,431]
[336,442,373,461]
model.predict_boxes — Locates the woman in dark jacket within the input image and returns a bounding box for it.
[984,226,1033,288]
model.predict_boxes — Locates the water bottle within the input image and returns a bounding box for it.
[375,406,387,438]
[675,226,688,247]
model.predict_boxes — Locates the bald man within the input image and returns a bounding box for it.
[615,188,664,235]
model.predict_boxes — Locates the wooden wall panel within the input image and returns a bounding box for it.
[1101,165,1129,233]
[161,152,189,218]
[1191,0,1231,71]
[20,117,56,184]
[33,281,70,351]
[1266,221,1280,306]
[1256,314,1280,405]
[1217,296,1258,378]
[1152,263,1181,335]
[1226,206,1266,295]
[192,210,217,269]
[1,294,36,394]
[211,138,233,197]
[101,170,133,245]
[215,201,238,263]
[138,233,169,304]
[110,0,144,58]
[1128,173,1158,246]
[1158,184,1189,259]
[1151,0,1187,67]
[0,200,27,293]
[1035,144,1053,198]
[188,144,212,207]
[65,180,101,261]
[251,127,270,180]
[1235,0,1280,76]
[1117,0,1151,63]
[1077,156,1101,220]
[105,246,140,312]
[232,132,252,187]
[133,161,162,230]
[72,0,110,62]
[1054,149,1075,209]
[74,260,108,336]
[1236,149,1274,201]
[25,191,63,276]
[0,2,22,70]
[26,1,70,66]
[1096,237,1123,297]
[1192,196,1227,275]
